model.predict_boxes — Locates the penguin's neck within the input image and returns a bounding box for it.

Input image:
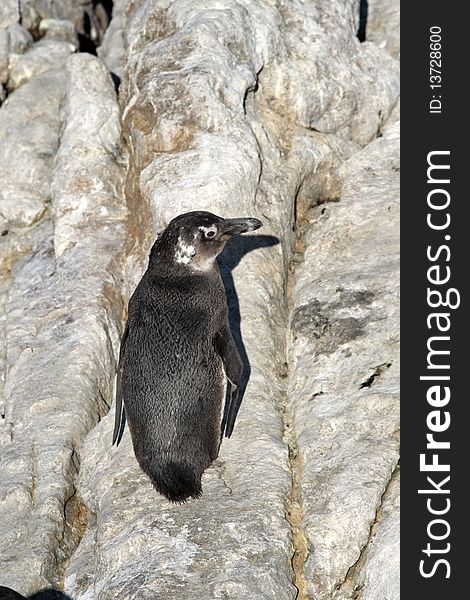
[149,253,219,279]
[148,234,222,277]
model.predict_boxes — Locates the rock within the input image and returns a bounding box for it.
[38,18,79,48]
[0,191,47,229]
[97,0,128,79]
[17,2,41,33]
[383,98,400,131]
[334,469,400,600]
[6,24,34,55]
[2,2,110,47]
[61,1,400,599]
[288,123,400,599]
[1,0,400,596]
[21,1,85,34]
[355,470,400,600]
[0,1,20,30]
[0,222,69,594]
[65,1,296,595]
[256,0,400,145]
[8,39,75,91]
[0,227,48,427]
[120,0,397,254]
[0,53,126,594]
[65,416,296,600]
[0,274,8,421]
[50,53,125,258]
[366,0,400,60]
[0,69,65,230]
[0,30,9,85]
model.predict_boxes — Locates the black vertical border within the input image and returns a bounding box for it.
[401,3,468,597]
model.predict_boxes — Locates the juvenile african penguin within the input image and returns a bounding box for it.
[113,211,262,502]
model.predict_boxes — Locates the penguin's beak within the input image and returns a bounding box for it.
[222,217,263,236]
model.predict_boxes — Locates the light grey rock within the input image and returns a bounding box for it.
[0,222,67,594]
[0,1,20,29]
[0,69,65,230]
[0,2,61,34]
[62,1,399,599]
[0,53,126,594]
[18,2,41,32]
[256,0,400,145]
[0,265,8,421]
[38,18,79,48]
[334,469,400,600]
[65,131,299,597]
[66,2,293,597]
[97,0,128,78]
[0,30,8,84]
[65,415,295,600]
[288,123,400,599]
[22,1,84,32]
[120,0,397,255]
[383,98,400,131]
[6,24,34,54]
[8,38,75,91]
[2,1,109,45]
[51,53,125,258]
[355,470,400,600]
[367,0,400,60]
[0,227,48,426]
[1,0,400,595]
[0,191,46,230]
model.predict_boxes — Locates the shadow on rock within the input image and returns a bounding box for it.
[0,587,74,600]
[218,234,280,436]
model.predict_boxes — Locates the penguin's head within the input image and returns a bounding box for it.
[156,211,262,271]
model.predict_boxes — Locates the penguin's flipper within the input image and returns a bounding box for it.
[214,321,243,438]
[113,386,126,446]
[113,323,129,446]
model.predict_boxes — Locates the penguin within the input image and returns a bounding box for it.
[0,587,26,600]
[113,211,262,502]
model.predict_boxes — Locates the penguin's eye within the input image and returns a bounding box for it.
[203,225,218,239]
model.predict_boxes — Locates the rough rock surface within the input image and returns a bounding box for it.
[0,69,65,229]
[0,48,126,596]
[38,18,79,47]
[0,1,21,30]
[334,469,400,600]
[288,123,400,599]
[367,0,400,60]
[97,0,127,79]
[8,39,75,91]
[1,1,400,598]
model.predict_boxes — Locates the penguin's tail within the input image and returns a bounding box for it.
[145,460,202,503]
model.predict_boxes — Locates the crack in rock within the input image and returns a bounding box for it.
[284,419,309,600]
[333,462,400,598]
[359,362,392,389]
[55,484,88,590]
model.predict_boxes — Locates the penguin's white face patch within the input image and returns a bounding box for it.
[174,236,196,265]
